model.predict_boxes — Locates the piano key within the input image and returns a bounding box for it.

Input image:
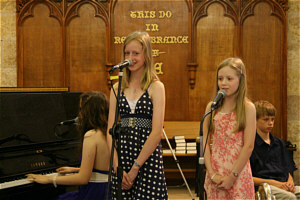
[0,172,58,190]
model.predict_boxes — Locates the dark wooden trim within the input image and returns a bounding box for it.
[0,87,69,93]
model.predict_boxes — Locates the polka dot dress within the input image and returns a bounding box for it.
[111,90,168,200]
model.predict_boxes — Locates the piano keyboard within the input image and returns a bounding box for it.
[0,172,58,190]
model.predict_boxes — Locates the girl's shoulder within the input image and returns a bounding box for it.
[84,129,97,138]
[148,80,164,92]
[150,80,164,87]
[84,129,104,138]
[244,99,256,114]
[148,80,165,99]
[84,129,106,141]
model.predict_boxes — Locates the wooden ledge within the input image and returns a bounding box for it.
[0,87,69,93]
[163,121,200,139]
[163,153,197,156]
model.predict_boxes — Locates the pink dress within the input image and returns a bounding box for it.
[204,112,255,200]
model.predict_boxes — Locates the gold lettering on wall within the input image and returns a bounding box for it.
[150,36,189,44]
[130,11,156,19]
[114,9,187,75]
[154,63,163,75]
[145,24,159,32]
[129,10,172,19]
[114,37,126,44]
[114,36,189,44]
[153,49,166,57]
[158,11,172,18]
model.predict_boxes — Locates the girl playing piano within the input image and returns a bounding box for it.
[27,91,110,200]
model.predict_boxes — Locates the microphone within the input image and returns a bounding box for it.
[59,117,78,125]
[109,59,132,73]
[211,89,226,109]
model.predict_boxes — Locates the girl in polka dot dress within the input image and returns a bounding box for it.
[107,31,168,199]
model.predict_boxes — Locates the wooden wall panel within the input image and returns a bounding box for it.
[66,3,108,94]
[16,0,288,139]
[20,3,62,87]
[113,0,190,120]
[242,2,285,138]
[190,2,236,120]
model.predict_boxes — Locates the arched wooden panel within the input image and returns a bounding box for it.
[16,0,288,139]
[113,0,190,120]
[242,2,286,139]
[66,3,108,94]
[18,3,62,87]
[190,2,236,120]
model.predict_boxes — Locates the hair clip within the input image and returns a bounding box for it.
[232,65,243,75]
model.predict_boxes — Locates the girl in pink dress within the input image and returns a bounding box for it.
[203,57,256,199]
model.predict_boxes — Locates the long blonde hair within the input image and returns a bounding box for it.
[121,31,158,91]
[212,57,248,132]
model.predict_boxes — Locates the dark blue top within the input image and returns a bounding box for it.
[250,132,296,182]
[57,169,109,200]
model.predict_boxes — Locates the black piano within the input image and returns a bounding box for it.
[0,88,82,200]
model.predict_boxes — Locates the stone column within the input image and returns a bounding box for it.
[287,0,300,185]
[0,0,17,87]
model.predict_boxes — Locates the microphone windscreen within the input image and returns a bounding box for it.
[218,89,226,97]
[125,59,132,66]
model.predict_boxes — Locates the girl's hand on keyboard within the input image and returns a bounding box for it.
[26,174,51,184]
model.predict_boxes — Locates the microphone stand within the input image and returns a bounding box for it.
[106,68,124,200]
[198,104,218,200]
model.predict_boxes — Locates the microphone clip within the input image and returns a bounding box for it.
[211,102,221,110]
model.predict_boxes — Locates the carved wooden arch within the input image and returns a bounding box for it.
[240,0,288,25]
[105,0,119,66]
[65,0,109,26]
[240,0,288,139]
[17,0,63,26]
[17,0,63,86]
[193,0,238,27]
[63,0,111,90]
[188,0,238,89]
[97,0,118,88]
[185,0,193,12]
[110,0,118,14]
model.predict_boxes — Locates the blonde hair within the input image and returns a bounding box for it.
[254,100,276,119]
[212,57,248,132]
[121,31,158,91]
